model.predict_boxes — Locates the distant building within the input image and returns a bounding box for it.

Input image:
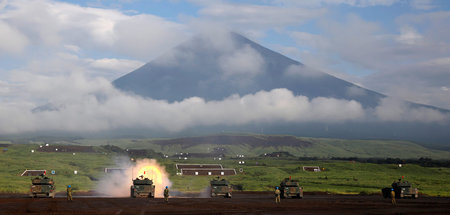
[176,164,223,170]
[104,168,127,174]
[181,168,236,176]
[21,170,47,176]
[176,164,236,176]
[302,166,321,172]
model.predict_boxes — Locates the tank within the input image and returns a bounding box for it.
[30,174,55,198]
[279,177,303,198]
[210,178,232,198]
[391,179,419,199]
[130,176,155,198]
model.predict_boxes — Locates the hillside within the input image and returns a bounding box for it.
[74,135,450,159]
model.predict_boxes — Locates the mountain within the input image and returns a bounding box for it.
[114,32,385,107]
[113,32,450,144]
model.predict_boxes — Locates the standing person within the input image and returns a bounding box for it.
[164,186,169,203]
[275,187,281,204]
[390,188,396,206]
[67,185,73,201]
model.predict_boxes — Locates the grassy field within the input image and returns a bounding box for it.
[1,143,449,196]
[0,144,113,193]
[168,158,450,196]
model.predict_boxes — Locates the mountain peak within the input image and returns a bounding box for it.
[113,32,383,107]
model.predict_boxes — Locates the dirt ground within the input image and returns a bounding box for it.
[0,192,448,215]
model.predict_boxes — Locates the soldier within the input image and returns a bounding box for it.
[164,186,169,203]
[67,185,73,201]
[275,187,281,203]
[390,188,396,206]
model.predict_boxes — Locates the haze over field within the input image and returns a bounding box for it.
[0,0,449,143]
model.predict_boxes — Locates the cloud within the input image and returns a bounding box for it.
[0,71,368,134]
[290,12,450,109]
[219,44,264,77]
[396,26,423,45]
[346,86,367,97]
[0,20,29,54]
[1,69,448,135]
[195,2,326,33]
[1,0,187,60]
[410,0,435,10]
[284,64,325,79]
[374,97,449,123]
[272,0,400,8]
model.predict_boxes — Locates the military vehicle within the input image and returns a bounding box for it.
[30,174,55,198]
[382,179,419,199]
[279,177,303,198]
[130,176,155,198]
[210,178,232,198]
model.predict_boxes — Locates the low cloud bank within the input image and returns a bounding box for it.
[0,74,448,135]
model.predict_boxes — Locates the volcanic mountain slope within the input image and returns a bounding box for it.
[114,32,384,107]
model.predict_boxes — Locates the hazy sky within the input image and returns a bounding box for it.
[0,0,449,134]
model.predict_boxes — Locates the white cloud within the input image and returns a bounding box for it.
[396,26,423,45]
[374,97,449,123]
[346,86,367,97]
[196,2,326,32]
[284,64,325,79]
[1,69,447,135]
[219,45,264,77]
[0,71,368,134]
[0,20,29,54]
[289,12,450,109]
[272,0,400,8]
[410,0,435,10]
[1,0,187,60]
[87,58,144,79]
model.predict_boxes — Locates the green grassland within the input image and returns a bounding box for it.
[169,158,450,196]
[0,144,113,193]
[1,143,449,196]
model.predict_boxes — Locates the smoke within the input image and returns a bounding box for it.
[133,158,172,197]
[96,158,171,197]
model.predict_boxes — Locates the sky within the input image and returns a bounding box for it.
[0,0,449,135]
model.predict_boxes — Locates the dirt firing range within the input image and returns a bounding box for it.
[0,192,449,215]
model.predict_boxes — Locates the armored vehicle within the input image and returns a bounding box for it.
[210,178,232,198]
[383,179,418,199]
[30,174,55,198]
[130,176,155,198]
[279,177,303,198]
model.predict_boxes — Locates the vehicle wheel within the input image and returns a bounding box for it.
[227,193,232,198]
